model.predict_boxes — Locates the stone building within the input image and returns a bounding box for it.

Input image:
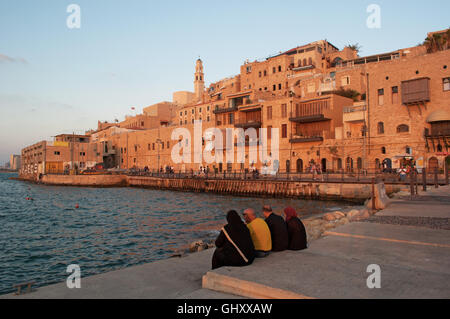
[20,29,450,179]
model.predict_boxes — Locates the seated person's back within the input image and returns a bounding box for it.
[244,209,272,253]
[263,206,288,252]
[284,207,308,250]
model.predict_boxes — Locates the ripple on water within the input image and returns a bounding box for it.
[0,173,355,294]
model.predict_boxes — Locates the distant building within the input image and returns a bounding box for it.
[10,155,20,170]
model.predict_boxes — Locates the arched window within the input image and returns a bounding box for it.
[375,158,381,170]
[286,160,291,173]
[437,144,443,152]
[377,122,384,134]
[346,157,353,172]
[337,158,342,170]
[406,146,412,155]
[357,157,363,170]
[303,58,307,66]
[308,57,312,65]
[296,159,303,173]
[332,57,343,67]
[397,124,409,133]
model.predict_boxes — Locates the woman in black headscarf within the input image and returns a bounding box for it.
[212,210,255,270]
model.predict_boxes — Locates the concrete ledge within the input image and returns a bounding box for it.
[202,271,314,299]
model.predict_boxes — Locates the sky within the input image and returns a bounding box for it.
[0,0,449,164]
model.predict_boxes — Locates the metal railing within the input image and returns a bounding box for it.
[126,168,449,185]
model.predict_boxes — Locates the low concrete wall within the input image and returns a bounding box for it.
[41,174,127,187]
[18,174,393,203]
[128,176,373,202]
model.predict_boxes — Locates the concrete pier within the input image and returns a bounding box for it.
[17,173,407,203]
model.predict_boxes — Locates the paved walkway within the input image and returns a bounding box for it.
[203,185,450,298]
[2,185,449,299]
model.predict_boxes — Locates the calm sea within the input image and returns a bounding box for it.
[0,172,354,294]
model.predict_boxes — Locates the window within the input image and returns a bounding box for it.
[444,78,450,91]
[308,57,312,65]
[228,113,234,125]
[341,76,350,86]
[278,83,282,90]
[303,58,307,66]
[167,141,170,149]
[378,89,384,106]
[267,126,272,139]
[161,143,164,150]
[246,66,251,73]
[54,151,60,155]
[281,104,287,118]
[392,86,399,104]
[278,65,282,72]
[264,70,267,76]
[397,124,409,133]
[406,146,412,155]
[377,122,384,134]
[148,144,151,150]
[273,67,276,73]
[192,109,195,114]
[273,84,276,91]
[259,71,262,77]
[281,124,287,138]
[381,147,386,154]
[152,143,155,150]
[267,106,272,120]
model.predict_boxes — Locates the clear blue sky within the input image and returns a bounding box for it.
[0,0,449,164]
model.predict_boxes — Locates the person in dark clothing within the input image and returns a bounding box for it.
[212,210,255,270]
[262,205,288,252]
[283,207,308,251]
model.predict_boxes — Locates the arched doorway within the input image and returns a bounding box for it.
[357,157,363,171]
[382,158,392,172]
[375,158,381,171]
[346,157,353,172]
[321,158,327,172]
[428,157,439,173]
[337,158,342,171]
[296,159,303,173]
[286,160,291,173]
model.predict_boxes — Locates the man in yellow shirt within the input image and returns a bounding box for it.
[243,208,272,257]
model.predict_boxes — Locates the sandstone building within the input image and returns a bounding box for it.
[20,29,450,179]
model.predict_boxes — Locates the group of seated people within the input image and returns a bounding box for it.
[212,205,308,269]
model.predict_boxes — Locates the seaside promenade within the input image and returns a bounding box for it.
[2,185,449,299]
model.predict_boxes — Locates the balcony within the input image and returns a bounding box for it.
[343,103,366,122]
[289,98,331,123]
[234,113,262,129]
[289,133,323,143]
[213,105,238,114]
[401,77,430,105]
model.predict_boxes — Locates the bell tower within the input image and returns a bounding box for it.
[194,58,205,101]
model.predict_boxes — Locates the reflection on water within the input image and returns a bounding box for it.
[0,173,354,294]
